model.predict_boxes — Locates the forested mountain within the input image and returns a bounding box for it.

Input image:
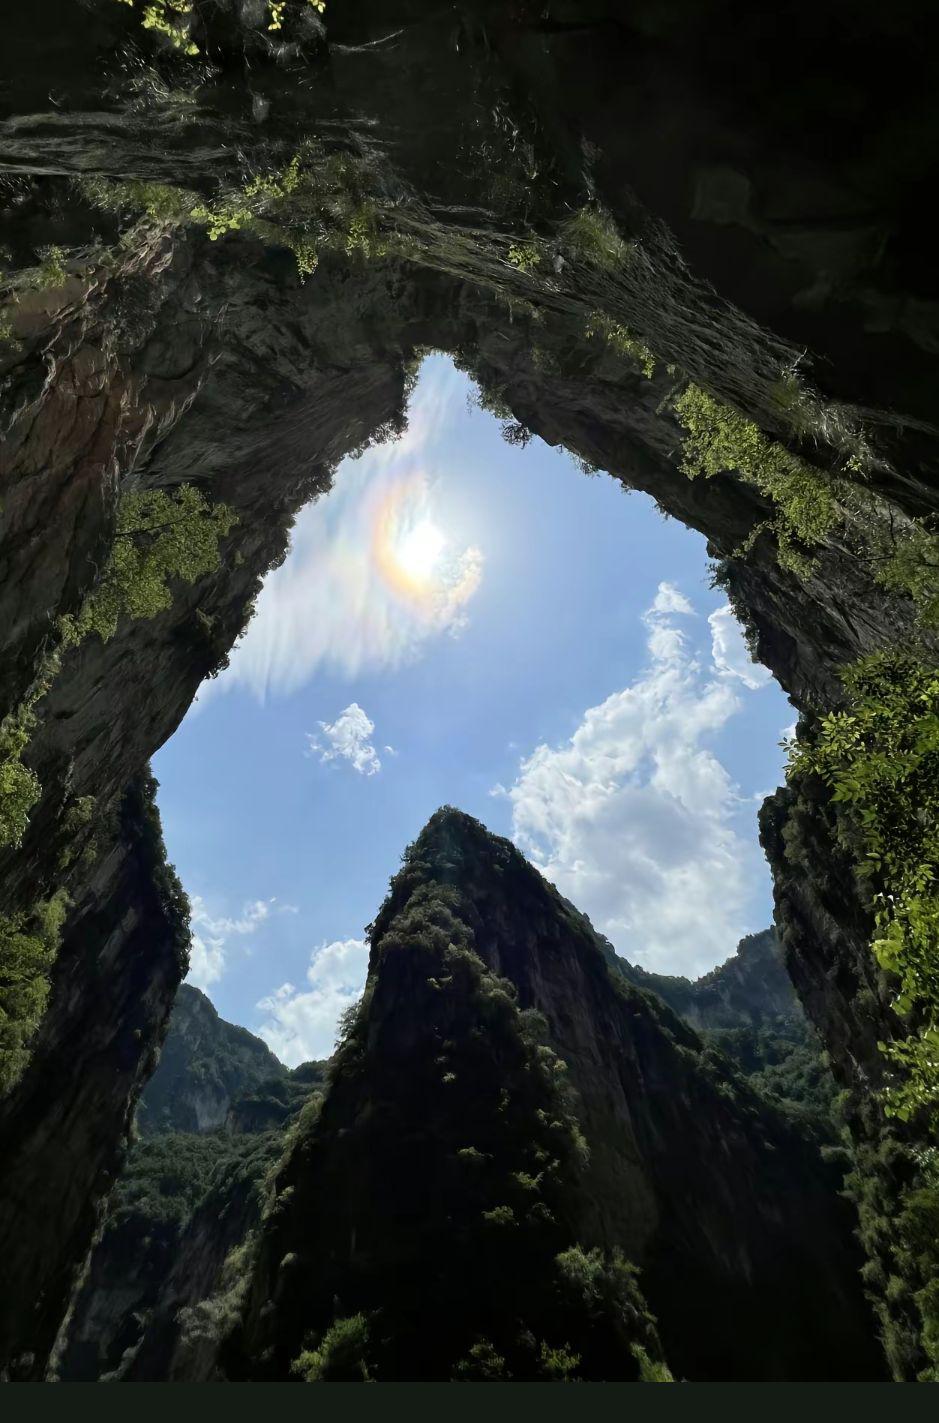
[615,930,837,1127]
[137,985,288,1135]
[56,996,325,1381]
[219,810,879,1383]
[59,811,872,1382]
[615,928,798,1032]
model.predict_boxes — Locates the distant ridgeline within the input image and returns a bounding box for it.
[613,929,838,1129]
[58,823,864,1382]
[56,990,326,1382]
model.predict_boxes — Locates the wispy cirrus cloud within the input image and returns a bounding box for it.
[708,604,771,690]
[186,896,296,990]
[199,359,483,704]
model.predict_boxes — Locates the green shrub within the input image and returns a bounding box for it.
[507,240,542,274]
[560,206,632,269]
[538,1341,580,1380]
[292,1314,372,1383]
[0,890,69,1093]
[674,384,840,572]
[872,521,939,628]
[786,653,939,1124]
[453,1338,510,1380]
[2,485,233,856]
[632,1344,674,1382]
[33,245,68,290]
[585,311,655,379]
[62,486,236,644]
[77,175,197,226]
[0,705,41,850]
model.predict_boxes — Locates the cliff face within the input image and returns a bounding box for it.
[0,0,937,1378]
[56,995,324,1383]
[229,809,880,1383]
[0,774,188,1380]
[616,928,800,1035]
[137,985,287,1136]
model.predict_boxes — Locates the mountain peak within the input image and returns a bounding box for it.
[232,808,879,1383]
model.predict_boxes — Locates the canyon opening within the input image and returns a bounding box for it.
[1,0,938,1389]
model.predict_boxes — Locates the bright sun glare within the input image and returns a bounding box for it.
[393,518,446,584]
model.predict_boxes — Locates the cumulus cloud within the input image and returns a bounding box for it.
[708,604,771,690]
[651,581,696,617]
[199,360,483,704]
[307,702,382,776]
[502,584,768,977]
[186,896,274,990]
[255,937,370,1064]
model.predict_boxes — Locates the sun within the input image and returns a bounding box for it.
[392,517,446,585]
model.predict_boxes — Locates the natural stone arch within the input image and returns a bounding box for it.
[0,0,937,1379]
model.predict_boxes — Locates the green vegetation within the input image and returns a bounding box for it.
[0,704,41,850]
[136,982,317,1136]
[275,875,667,1381]
[585,310,656,379]
[0,636,72,853]
[869,520,939,628]
[560,205,633,269]
[465,375,532,449]
[674,383,840,573]
[138,1,199,56]
[84,145,383,283]
[3,484,232,843]
[112,1131,267,1230]
[60,486,236,645]
[786,653,939,1126]
[33,246,68,290]
[707,1022,838,1130]
[292,1314,372,1383]
[77,175,198,227]
[114,0,326,54]
[844,1123,939,1381]
[507,240,542,275]
[0,487,230,1089]
[0,891,68,1093]
[894,1153,939,1378]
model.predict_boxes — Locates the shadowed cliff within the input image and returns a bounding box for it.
[224,808,882,1382]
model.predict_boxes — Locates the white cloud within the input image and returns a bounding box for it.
[255,937,370,1065]
[186,896,274,990]
[307,702,382,776]
[651,581,696,617]
[188,935,227,991]
[501,583,768,977]
[707,604,771,690]
[199,360,483,704]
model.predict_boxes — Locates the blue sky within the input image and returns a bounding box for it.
[153,356,794,1064]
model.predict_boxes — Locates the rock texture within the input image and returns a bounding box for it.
[56,993,324,1383]
[0,774,188,1379]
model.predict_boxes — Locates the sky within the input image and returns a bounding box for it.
[153,355,795,1066]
